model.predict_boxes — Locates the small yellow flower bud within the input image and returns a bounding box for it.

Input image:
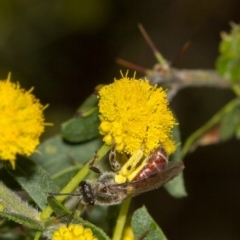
[115,142,124,151]
[103,135,113,145]
[99,121,112,133]
[115,136,123,144]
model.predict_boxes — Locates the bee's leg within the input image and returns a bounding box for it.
[89,165,101,174]
[137,229,150,240]
[67,199,82,226]
[79,205,87,217]
[109,144,121,172]
[89,152,101,174]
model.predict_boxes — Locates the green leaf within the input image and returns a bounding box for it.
[0,181,44,230]
[3,157,60,210]
[51,166,82,189]
[61,92,101,142]
[76,93,99,115]
[166,125,187,198]
[164,172,187,198]
[61,109,100,143]
[87,205,120,235]
[31,135,102,177]
[47,196,70,216]
[132,206,167,240]
[219,103,240,141]
[216,23,240,83]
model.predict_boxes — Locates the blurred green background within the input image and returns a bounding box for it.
[0,1,239,239]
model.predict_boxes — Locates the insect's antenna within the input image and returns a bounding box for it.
[47,192,80,197]
[138,23,167,66]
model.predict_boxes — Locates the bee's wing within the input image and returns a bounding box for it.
[111,161,184,198]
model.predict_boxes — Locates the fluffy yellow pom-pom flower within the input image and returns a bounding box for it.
[52,224,98,240]
[0,74,45,169]
[98,75,176,157]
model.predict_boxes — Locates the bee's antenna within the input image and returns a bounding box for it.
[47,192,80,197]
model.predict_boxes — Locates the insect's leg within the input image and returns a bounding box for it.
[109,144,121,172]
[79,205,87,218]
[47,192,83,226]
[67,199,82,226]
[89,152,101,174]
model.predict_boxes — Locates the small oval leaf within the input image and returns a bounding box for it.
[61,110,100,143]
[132,206,167,240]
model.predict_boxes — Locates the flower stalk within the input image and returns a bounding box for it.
[112,198,132,240]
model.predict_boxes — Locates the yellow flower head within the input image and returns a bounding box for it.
[0,74,45,169]
[98,75,176,156]
[52,224,98,240]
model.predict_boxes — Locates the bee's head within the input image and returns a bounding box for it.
[79,181,95,205]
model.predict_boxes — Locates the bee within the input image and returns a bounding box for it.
[49,157,184,206]
[48,147,184,224]
[80,159,184,206]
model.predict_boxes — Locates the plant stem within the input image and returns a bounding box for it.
[112,198,132,240]
[33,231,41,240]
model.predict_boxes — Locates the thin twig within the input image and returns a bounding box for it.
[147,68,230,101]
